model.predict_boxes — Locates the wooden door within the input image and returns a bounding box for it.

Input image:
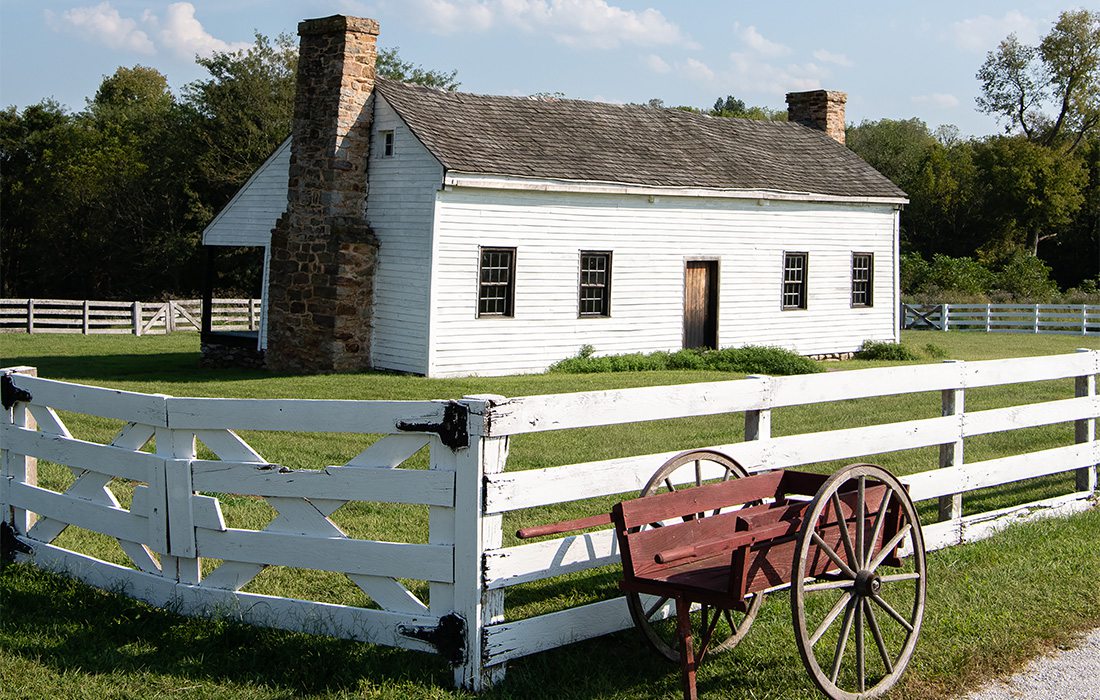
[684,260,718,349]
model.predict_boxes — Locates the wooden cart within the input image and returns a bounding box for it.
[517,450,927,700]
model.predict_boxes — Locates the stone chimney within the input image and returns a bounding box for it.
[785,90,847,145]
[266,15,380,372]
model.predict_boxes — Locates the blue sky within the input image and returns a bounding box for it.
[2,1,1094,137]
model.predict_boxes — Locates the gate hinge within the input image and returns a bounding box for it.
[396,612,467,666]
[1,521,34,564]
[396,402,469,450]
[1,374,32,410]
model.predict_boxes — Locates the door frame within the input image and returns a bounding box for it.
[682,257,720,349]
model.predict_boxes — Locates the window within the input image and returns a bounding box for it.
[381,130,395,157]
[478,248,515,317]
[579,251,612,317]
[782,252,808,309]
[851,252,873,307]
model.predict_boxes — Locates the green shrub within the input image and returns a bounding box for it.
[923,343,948,359]
[854,340,921,361]
[548,345,821,375]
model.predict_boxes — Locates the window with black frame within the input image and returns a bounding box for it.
[851,252,873,307]
[783,252,808,309]
[478,247,515,317]
[579,251,611,317]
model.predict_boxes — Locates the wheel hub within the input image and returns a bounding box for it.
[854,569,881,597]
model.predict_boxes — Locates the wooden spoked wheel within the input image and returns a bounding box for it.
[626,449,765,662]
[792,464,926,700]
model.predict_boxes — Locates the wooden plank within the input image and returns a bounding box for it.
[0,424,160,482]
[13,375,167,426]
[963,352,1096,387]
[961,396,1098,436]
[193,528,454,582]
[13,537,438,653]
[193,429,264,462]
[920,491,1095,553]
[484,596,637,665]
[346,573,430,614]
[189,461,455,506]
[165,459,196,558]
[486,415,959,512]
[484,529,619,589]
[903,443,1098,502]
[165,397,448,433]
[9,481,149,544]
[346,434,430,468]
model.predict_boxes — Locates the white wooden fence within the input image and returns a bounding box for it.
[902,303,1100,335]
[1,351,1097,690]
[0,298,261,335]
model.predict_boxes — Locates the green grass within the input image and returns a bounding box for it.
[1,330,1098,699]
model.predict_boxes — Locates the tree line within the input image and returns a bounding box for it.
[0,35,456,300]
[2,10,1097,302]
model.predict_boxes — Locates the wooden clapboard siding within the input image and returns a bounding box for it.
[427,188,899,377]
[202,139,290,248]
[367,96,442,375]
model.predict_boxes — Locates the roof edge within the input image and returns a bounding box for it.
[443,172,909,206]
[202,136,292,246]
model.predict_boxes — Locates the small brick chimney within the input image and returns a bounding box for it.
[266,15,380,372]
[786,90,847,145]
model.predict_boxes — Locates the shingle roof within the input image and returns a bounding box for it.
[375,79,907,200]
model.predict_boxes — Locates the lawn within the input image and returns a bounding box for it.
[1,330,1098,700]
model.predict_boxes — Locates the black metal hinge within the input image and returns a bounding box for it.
[396,612,467,666]
[1,374,32,410]
[396,401,469,450]
[1,521,34,564]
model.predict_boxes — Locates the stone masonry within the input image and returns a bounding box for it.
[265,15,380,372]
[785,90,847,145]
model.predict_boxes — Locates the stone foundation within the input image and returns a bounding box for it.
[808,351,856,362]
[200,342,266,369]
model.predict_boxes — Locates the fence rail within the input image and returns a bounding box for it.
[902,302,1100,335]
[2,351,1097,691]
[0,298,261,335]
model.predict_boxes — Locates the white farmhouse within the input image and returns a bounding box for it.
[201,15,907,377]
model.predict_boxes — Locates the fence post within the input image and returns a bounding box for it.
[1083,305,1088,336]
[938,360,965,523]
[1075,349,1097,494]
[132,301,142,336]
[1033,304,1039,333]
[451,396,508,691]
[155,425,200,585]
[82,300,90,334]
[26,299,34,334]
[745,375,772,448]
[249,299,257,330]
[985,304,991,333]
[166,300,176,334]
[941,304,949,332]
[2,366,38,534]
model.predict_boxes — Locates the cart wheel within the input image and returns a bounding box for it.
[626,449,765,663]
[791,463,926,700]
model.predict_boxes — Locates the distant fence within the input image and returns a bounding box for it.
[0,298,261,335]
[902,303,1100,335]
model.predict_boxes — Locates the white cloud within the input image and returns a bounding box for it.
[949,11,1040,53]
[153,2,250,59]
[734,23,789,58]
[405,0,691,49]
[912,93,960,108]
[644,53,671,74]
[727,52,825,95]
[681,57,714,83]
[45,2,247,59]
[812,49,852,67]
[47,2,155,54]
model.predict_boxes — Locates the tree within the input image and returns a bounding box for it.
[377,47,459,90]
[977,9,1100,149]
[709,94,787,121]
[973,135,1087,256]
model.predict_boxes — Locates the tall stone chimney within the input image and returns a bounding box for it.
[266,15,380,372]
[786,90,847,145]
